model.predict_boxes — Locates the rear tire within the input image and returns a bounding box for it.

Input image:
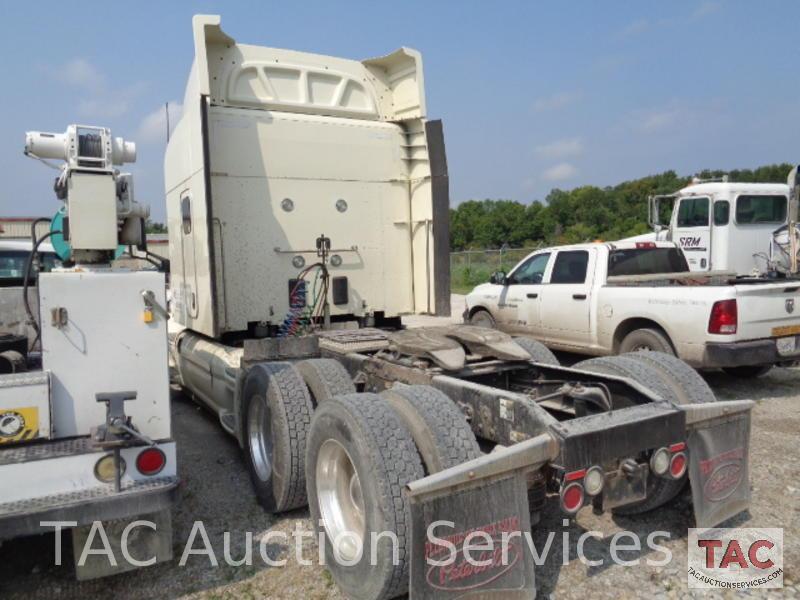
[722,365,773,378]
[296,358,356,405]
[625,351,715,405]
[513,336,560,366]
[242,362,314,513]
[382,384,480,474]
[469,308,496,328]
[619,328,675,355]
[307,393,424,600]
[571,355,686,515]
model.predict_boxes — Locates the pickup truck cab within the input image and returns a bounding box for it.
[465,241,800,375]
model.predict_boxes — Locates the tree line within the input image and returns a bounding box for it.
[450,163,793,251]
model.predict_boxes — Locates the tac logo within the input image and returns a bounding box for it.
[688,528,783,589]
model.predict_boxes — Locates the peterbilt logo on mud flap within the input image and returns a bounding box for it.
[425,517,522,592]
[699,447,745,502]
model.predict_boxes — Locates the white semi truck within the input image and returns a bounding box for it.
[168,15,756,599]
[0,125,176,579]
[648,176,798,275]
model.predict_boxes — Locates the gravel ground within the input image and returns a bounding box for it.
[1,305,797,599]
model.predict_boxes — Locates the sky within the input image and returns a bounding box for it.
[0,1,798,223]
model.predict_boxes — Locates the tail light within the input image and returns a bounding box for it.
[136,447,166,476]
[650,448,670,476]
[561,482,584,513]
[560,466,605,513]
[635,242,657,249]
[670,452,687,478]
[94,454,126,483]
[652,442,688,479]
[709,299,737,334]
[584,467,605,496]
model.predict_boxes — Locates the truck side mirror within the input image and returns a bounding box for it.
[489,271,508,285]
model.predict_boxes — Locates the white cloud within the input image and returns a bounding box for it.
[51,58,147,119]
[535,137,584,160]
[137,101,183,144]
[542,162,578,182]
[620,18,649,37]
[691,1,723,20]
[533,91,580,112]
[56,58,103,88]
[637,108,682,133]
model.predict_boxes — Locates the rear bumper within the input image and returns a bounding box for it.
[0,476,178,540]
[0,437,177,541]
[703,339,782,368]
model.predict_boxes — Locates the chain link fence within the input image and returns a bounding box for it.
[450,246,542,294]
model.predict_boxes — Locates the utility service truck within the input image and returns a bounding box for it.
[647,175,800,276]
[0,125,176,579]
[465,240,800,377]
[169,15,755,600]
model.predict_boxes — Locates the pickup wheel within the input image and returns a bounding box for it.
[619,328,675,355]
[469,308,496,328]
[242,362,314,513]
[296,358,356,405]
[307,393,424,600]
[382,384,481,474]
[625,351,715,406]
[722,365,773,378]
[571,355,686,515]
[513,336,560,366]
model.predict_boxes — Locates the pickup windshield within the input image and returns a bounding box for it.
[607,248,689,277]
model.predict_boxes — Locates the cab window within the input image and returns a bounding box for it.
[713,200,730,225]
[735,195,787,224]
[677,197,710,227]
[550,250,589,284]
[509,252,550,284]
[0,251,61,287]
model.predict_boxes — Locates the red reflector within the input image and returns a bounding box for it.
[561,483,584,513]
[670,453,687,478]
[669,442,686,453]
[708,299,737,334]
[565,469,586,482]
[136,448,166,476]
[635,242,657,249]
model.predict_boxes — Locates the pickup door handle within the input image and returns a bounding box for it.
[572,294,587,300]
[526,293,538,299]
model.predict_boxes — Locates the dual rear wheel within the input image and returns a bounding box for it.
[242,360,479,600]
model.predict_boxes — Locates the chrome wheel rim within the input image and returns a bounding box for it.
[247,395,272,481]
[316,439,365,562]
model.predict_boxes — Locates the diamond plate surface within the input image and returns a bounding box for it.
[0,370,49,388]
[0,437,94,466]
[0,476,178,517]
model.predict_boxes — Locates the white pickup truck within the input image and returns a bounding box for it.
[464,241,800,376]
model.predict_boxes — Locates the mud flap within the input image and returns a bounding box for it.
[406,434,558,599]
[72,509,172,580]
[681,400,754,528]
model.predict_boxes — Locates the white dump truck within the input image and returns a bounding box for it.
[0,125,176,579]
[168,15,755,599]
[648,177,797,275]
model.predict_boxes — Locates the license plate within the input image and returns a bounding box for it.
[771,324,800,337]
[603,463,648,510]
[776,336,799,356]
